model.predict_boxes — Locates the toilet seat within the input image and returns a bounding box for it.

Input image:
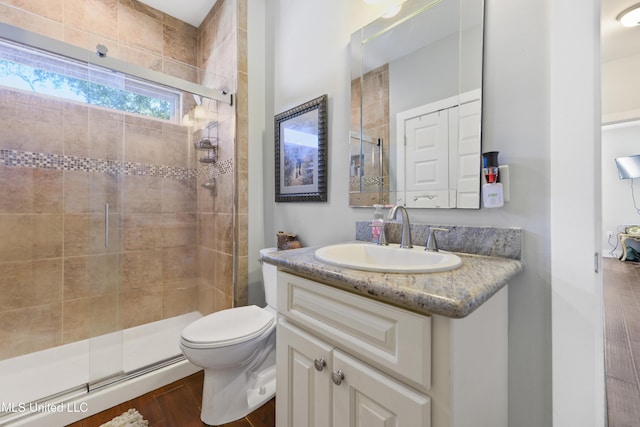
[181,305,275,349]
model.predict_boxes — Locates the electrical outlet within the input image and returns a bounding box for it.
[607,231,613,239]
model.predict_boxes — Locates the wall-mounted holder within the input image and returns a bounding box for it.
[482,166,511,208]
[498,165,510,202]
[482,151,510,208]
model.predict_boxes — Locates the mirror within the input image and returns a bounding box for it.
[349,0,484,208]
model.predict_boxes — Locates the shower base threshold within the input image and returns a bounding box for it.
[0,312,202,426]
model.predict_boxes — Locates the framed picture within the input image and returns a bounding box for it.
[274,94,328,202]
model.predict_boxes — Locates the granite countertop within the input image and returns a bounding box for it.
[262,244,525,319]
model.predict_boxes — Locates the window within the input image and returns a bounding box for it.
[0,40,180,122]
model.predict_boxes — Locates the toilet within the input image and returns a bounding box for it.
[179,248,278,426]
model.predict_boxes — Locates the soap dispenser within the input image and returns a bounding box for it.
[372,204,384,242]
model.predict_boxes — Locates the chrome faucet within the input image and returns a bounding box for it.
[388,205,413,248]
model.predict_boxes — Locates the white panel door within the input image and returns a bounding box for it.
[456,99,481,208]
[404,109,451,207]
[333,350,431,427]
[277,319,333,427]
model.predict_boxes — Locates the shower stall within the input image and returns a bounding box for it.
[0,12,240,426]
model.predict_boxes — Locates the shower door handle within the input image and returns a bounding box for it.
[105,203,109,248]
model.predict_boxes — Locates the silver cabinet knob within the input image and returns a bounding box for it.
[331,370,345,385]
[314,357,326,372]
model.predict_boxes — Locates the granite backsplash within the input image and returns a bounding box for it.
[355,221,523,260]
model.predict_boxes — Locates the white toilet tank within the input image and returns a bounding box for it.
[260,248,278,310]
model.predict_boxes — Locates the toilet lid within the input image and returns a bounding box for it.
[181,305,275,348]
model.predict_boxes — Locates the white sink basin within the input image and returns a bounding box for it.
[314,243,462,273]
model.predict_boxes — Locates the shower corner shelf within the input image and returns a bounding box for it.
[194,137,218,164]
[194,137,217,150]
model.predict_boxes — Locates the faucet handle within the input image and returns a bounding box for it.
[425,227,449,252]
[377,219,388,246]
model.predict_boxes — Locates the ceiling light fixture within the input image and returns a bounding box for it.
[618,3,640,27]
[383,2,403,18]
[382,5,401,18]
[363,0,403,18]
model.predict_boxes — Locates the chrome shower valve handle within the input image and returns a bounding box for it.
[426,227,449,252]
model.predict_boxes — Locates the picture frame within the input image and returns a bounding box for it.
[274,94,328,202]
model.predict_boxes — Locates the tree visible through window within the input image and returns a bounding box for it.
[0,40,179,122]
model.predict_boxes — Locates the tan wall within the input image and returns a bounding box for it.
[0,0,199,82]
[350,63,389,206]
[0,0,246,360]
[0,89,198,360]
[196,0,248,311]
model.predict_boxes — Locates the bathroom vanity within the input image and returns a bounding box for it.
[263,244,524,427]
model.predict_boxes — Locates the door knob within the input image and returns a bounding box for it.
[331,370,345,386]
[314,357,326,372]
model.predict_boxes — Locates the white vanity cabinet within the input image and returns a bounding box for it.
[277,320,430,427]
[275,270,508,427]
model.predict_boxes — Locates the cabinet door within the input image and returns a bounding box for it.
[332,350,431,427]
[277,319,333,427]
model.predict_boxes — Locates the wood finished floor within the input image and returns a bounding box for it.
[604,257,640,426]
[67,370,275,427]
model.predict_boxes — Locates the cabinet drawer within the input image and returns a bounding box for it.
[277,271,431,391]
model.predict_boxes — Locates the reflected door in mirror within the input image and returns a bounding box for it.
[400,110,453,208]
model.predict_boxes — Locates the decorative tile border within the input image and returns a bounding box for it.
[0,149,234,180]
[350,176,384,187]
[197,158,234,180]
[217,158,234,175]
[196,159,233,181]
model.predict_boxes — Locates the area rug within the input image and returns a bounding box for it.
[99,408,149,427]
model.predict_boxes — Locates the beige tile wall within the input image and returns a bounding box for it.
[0,0,199,82]
[0,90,199,360]
[350,63,390,206]
[0,0,245,360]
[195,0,247,313]
[236,0,249,306]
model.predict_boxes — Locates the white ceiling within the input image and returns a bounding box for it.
[602,0,640,63]
[136,0,217,27]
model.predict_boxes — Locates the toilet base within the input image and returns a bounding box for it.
[200,364,276,426]
[247,364,276,410]
[199,342,276,426]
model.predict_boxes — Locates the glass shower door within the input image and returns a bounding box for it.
[86,63,125,389]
